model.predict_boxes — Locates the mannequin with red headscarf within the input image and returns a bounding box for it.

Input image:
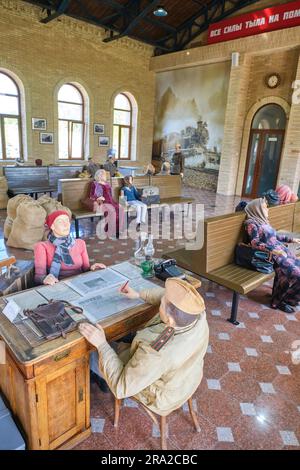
[34,210,106,285]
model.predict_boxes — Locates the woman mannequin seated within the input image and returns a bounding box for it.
[83,169,106,213]
[34,210,106,286]
[244,198,300,313]
[92,169,124,238]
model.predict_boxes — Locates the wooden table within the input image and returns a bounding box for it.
[0,279,158,450]
[0,267,201,450]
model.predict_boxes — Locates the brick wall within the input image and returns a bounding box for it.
[0,0,155,166]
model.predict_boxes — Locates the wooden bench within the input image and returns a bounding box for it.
[150,175,194,206]
[165,203,296,325]
[48,165,83,188]
[111,174,194,217]
[3,165,85,198]
[3,166,56,198]
[293,201,300,233]
[60,178,103,238]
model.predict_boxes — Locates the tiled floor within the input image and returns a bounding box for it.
[0,186,299,450]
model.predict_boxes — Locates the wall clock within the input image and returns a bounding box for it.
[265,73,281,89]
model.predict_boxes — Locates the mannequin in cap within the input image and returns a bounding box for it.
[34,210,106,286]
[79,278,209,416]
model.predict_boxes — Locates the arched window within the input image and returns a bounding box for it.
[0,72,22,160]
[58,83,85,159]
[113,93,133,160]
[251,104,286,130]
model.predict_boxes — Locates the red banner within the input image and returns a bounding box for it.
[207,0,300,44]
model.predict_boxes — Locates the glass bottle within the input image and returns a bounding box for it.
[134,232,147,266]
[144,234,155,261]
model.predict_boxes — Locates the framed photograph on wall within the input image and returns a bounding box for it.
[32,118,47,130]
[94,123,105,134]
[40,132,54,144]
[98,136,109,147]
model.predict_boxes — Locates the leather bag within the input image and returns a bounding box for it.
[235,243,274,274]
[140,186,160,206]
[24,300,83,340]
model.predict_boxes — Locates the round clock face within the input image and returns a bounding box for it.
[266,74,280,88]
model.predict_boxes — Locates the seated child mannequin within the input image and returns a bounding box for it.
[121,175,148,230]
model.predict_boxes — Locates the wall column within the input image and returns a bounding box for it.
[217,54,250,195]
[278,54,300,195]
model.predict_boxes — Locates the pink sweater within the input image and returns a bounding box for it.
[34,239,90,285]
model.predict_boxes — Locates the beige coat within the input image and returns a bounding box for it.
[97,287,209,416]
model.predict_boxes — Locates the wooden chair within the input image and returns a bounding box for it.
[114,394,200,450]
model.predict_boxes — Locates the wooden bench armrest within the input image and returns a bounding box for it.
[0,256,16,270]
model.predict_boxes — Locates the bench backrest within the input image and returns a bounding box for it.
[150,175,182,199]
[111,175,151,201]
[268,203,295,232]
[48,166,83,187]
[60,178,91,211]
[3,166,49,188]
[293,201,300,232]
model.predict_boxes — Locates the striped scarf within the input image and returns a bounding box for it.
[48,232,75,279]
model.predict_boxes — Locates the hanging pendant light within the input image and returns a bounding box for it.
[153,5,168,17]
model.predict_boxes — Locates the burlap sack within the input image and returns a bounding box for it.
[7,218,45,251]
[0,176,8,191]
[0,176,9,209]
[0,192,8,210]
[3,216,13,239]
[7,194,33,220]
[16,200,46,228]
[38,195,72,218]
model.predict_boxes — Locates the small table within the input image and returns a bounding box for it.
[0,259,34,296]
[8,186,56,199]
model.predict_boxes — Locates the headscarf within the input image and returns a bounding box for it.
[276,185,298,204]
[262,189,280,207]
[235,200,248,212]
[94,169,106,183]
[244,198,269,226]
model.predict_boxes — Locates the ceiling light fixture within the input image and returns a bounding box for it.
[153,6,168,17]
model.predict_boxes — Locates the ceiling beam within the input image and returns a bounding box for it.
[177,0,261,50]
[103,0,161,43]
[40,0,71,23]
[154,0,260,53]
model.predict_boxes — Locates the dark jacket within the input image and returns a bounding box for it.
[171,152,184,175]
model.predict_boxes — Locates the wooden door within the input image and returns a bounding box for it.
[242,129,284,198]
[35,356,89,450]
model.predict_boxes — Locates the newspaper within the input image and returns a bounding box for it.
[111,261,143,280]
[6,290,47,317]
[65,268,127,296]
[73,278,158,324]
[37,282,80,303]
